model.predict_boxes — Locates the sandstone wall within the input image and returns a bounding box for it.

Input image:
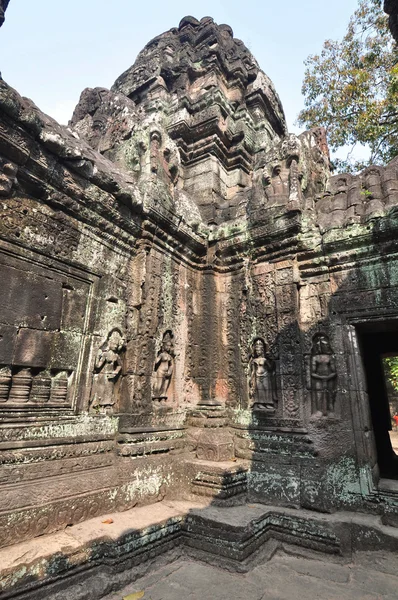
[1,16,398,551]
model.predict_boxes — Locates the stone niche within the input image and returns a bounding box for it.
[1,11,398,599]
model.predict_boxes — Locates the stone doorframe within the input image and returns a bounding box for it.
[346,316,398,495]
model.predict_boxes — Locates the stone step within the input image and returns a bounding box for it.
[190,459,248,501]
[2,499,398,599]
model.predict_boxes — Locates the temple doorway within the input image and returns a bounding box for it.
[382,353,398,456]
[358,325,398,479]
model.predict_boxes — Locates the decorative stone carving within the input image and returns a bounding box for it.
[270,164,290,205]
[0,365,73,405]
[50,370,70,403]
[309,333,337,418]
[8,368,32,403]
[0,158,18,197]
[191,462,247,502]
[2,11,398,570]
[0,365,11,401]
[249,337,277,412]
[152,330,174,402]
[249,134,306,215]
[30,369,52,403]
[196,430,234,462]
[149,130,179,185]
[281,133,301,163]
[90,329,125,413]
[149,130,162,175]
[281,133,303,209]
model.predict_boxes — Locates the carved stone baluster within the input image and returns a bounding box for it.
[0,365,11,402]
[30,369,52,403]
[9,368,32,403]
[50,370,69,403]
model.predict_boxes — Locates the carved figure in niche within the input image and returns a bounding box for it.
[249,337,277,412]
[150,130,162,175]
[0,158,18,197]
[251,162,271,206]
[270,165,290,205]
[90,328,125,413]
[288,158,303,208]
[163,146,179,186]
[310,333,337,418]
[149,130,179,190]
[152,330,174,402]
[281,134,302,207]
[281,133,301,163]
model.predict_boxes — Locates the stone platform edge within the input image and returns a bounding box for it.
[1,499,398,600]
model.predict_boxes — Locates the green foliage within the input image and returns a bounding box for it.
[297,0,398,172]
[383,356,398,392]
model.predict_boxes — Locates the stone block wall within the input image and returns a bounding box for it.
[1,15,398,553]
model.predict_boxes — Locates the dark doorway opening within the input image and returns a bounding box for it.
[358,325,398,479]
[381,354,398,457]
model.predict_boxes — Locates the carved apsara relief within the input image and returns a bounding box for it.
[152,330,174,403]
[90,328,125,413]
[308,332,337,418]
[248,337,277,412]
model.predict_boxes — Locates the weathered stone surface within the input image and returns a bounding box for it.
[1,12,398,600]
[105,555,398,600]
[71,19,330,228]
[2,500,398,599]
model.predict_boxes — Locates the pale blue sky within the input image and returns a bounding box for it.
[1,0,360,142]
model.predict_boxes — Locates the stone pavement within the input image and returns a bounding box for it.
[104,550,398,600]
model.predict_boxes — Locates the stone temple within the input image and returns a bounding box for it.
[1,8,398,599]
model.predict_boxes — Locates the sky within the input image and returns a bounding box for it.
[0,0,360,146]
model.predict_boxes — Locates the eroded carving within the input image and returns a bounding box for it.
[8,368,32,403]
[0,365,11,401]
[0,158,18,197]
[90,329,125,413]
[309,333,337,418]
[30,369,52,403]
[51,370,70,404]
[1,12,398,562]
[152,330,174,402]
[0,365,73,406]
[249,337,277,412]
